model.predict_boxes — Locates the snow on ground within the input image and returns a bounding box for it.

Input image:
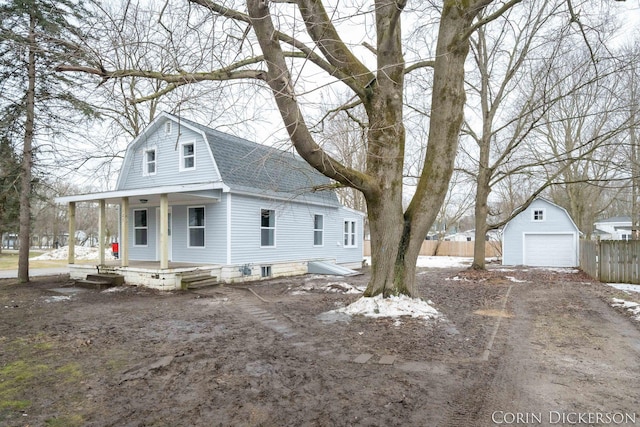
[611,298,640,321]
[607,283,640,294]
[364,256,473,270]
[329,294,439,321]
[290,280,365,295]
[505,276,528,283]
[31,246,116,261]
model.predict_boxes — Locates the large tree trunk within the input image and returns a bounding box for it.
[247,0,487,298]
[18,14,37,283]
[395,2,483,292]
[472,145,492,269]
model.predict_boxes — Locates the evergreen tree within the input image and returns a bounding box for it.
[0,136,20,252]
[0,0,97,281]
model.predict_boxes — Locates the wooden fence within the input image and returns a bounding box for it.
[363,240,502,258]
[580,240,640,284]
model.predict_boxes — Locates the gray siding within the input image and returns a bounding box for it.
[228,193,363,265]
[117,119,220,190]
[503,199,578,265]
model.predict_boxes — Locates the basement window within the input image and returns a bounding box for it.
[261,266,272,278]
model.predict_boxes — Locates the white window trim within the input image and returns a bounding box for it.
[165,121,172,135]
[532,208,545,222]
[143,146,157,177]
[344,219,357,248]
[133,208,148,247]
[260,208,276,248]
[179,140,196,172]
[313,214,324,247]
[187,205,206,248]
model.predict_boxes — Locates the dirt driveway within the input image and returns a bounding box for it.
[1,267,639,427]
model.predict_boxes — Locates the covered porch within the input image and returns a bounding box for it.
[55,183,228,289]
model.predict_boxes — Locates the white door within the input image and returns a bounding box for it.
[156,207,172,261]
[523,233,576,267]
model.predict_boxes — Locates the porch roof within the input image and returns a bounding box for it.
[54,182,226,205]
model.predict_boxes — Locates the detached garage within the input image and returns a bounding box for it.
[502,198,579,267]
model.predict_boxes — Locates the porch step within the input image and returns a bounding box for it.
[75,273,125,290]
[180,270,220,290]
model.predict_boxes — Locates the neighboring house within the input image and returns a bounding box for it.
[56,112,364,289]
[502,198,579,267]
[444,229,501,242]
[592,216,632,240]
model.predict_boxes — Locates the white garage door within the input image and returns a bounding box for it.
[523,233,576,267]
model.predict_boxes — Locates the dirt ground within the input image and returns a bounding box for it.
[1,266,639,427]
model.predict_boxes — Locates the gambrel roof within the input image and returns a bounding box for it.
[166,113,340,207]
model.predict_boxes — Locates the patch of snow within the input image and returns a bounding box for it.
[291,281,365,295]
[43,295,71,303]
[328,294,439,321]
[607,283,640,294]
[505,276,528,283]
[31,246,116,261]
[364,256,472,269]
[101,287,128,293]
[535,267,580,274]
[611,298,640,321]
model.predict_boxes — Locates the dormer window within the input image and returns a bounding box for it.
[180,141,195,171]
[165,121,172,135]
[143,147,156,176]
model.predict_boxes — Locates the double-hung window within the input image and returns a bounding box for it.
[143,148,156,176]
[188,206,205,247]
[180,141,195,171]
[344,220,357,248]
[134,209,148,246]
[313,214,324,246]
[261,209,275,247]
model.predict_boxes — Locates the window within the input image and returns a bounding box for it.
[622,234,632,241]
[313,214,324,246]
[134,209,148,246]
[180,141,195,171]
[143,148,156,176]
[533,209,544,221]
[165,121,172,135]
[188,206,205,247]
[261,266,272,278]
[344,220,357,247]
[261,209,275,247]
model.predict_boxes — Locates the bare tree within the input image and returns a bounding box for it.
[463,0,628,268]
[61,0,531,297]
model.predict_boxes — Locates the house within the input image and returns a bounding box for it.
[55,112,364,289]
[502,198,579,267]
[592,216,632,240]
[444,229,502,242]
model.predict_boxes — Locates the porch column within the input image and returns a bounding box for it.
[99,199,106,265]
[121,197,129,267]
[68,202,75,264]
[160,193,169,269]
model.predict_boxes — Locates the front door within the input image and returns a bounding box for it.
[156,207,172,261]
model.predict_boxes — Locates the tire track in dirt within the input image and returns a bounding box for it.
[472,281,640,426]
